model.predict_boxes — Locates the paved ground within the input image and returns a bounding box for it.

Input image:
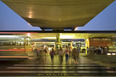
[0,53,116,77]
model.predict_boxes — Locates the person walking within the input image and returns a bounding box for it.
[65,46,70,64]
[58,47,64,64]
[72,48,78,64]
[87,47,89,54]
[77,46,80,59]
[50,48,55,64]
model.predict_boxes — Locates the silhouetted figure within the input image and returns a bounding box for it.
[72,48,78,64]
[50,48,55,64]
[44,46,48,63]
[87,47,89,54]
[104,47,108,55]
[59,47,64,64]
[37,46,46,65]
[94,47,98,55]
[65,46,70,64]
[77,46,80,59]
[98,47,102,55]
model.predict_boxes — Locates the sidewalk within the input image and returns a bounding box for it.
[85,54,116,67]
[28,53,99,66]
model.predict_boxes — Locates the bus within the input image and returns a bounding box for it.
[0,35,32,60]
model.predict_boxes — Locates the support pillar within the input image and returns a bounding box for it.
[85,38,90,55]
[55,33,62,50]
[70,41,73,51]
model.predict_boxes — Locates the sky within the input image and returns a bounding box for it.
[0,1,116,31]
[0,1,41,31]
[77,1,116,31]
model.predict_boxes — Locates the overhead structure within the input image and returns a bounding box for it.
[12,33,116,39]
[2,0,114,29]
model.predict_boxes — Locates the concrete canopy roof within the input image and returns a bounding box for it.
[20,33,116,39]
[0,32,116,39]
[2,0,114,29]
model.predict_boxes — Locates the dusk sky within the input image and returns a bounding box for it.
[0,1,116,31]
[77,0,116,31]
[0,1,41,31]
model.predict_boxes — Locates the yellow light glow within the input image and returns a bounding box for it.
[74,27,78,30]
[26,38,30,40]
[28,23,30,25]
[28,11,33,18]
[86,39,89,41]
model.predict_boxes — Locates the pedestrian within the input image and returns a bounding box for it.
[104,47,108,55]
[34,47,39,57]
[44,46,48,63]
[34,47,41,63]
[58,47,64,64]
[65,46,70,64]
[87,47,89,54]
[50,48,55,64]
[72,48,78,64]
[77,46,80,59]
[38,46,46,64]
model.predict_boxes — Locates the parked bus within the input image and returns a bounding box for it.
[0,35,32,60]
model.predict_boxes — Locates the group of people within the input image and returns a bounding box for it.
[50,46,81,64]
[33,46,81,65]
[87,46,108,55]
[34,46,48,64]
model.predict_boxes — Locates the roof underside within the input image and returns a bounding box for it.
[2,0,114,29]
[0,32,116,39]
[29,33,116,39]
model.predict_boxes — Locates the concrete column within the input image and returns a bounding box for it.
[55,33,62,50]
[70,41,73,51]
[85,38,90,55]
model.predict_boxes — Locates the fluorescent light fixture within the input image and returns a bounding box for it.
[0,35,19,38]
[112,53,116,55]
[21,38,24,40]
[107,53,111,55]
[27,33,30,37]
[60,35,74,39]
[42,37,56,39]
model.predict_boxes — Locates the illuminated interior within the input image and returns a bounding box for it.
[0,32,116,54]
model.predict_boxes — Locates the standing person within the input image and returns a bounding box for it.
[38,46,46,64]
[104,47,108,55]
[77,46,80,59]
[34,47,39,57]
[34,47,41,63]
[87,47,89,54]
[65,46,70,64]
[32,45,36,53]
[94,47,97,55]
[58,47,64,64]
[98,46,102,55]
[72,48,78,64]
[89,46,93,55]
[44,46,48,54]
[50,48,55,64]
[44,46,48,64]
